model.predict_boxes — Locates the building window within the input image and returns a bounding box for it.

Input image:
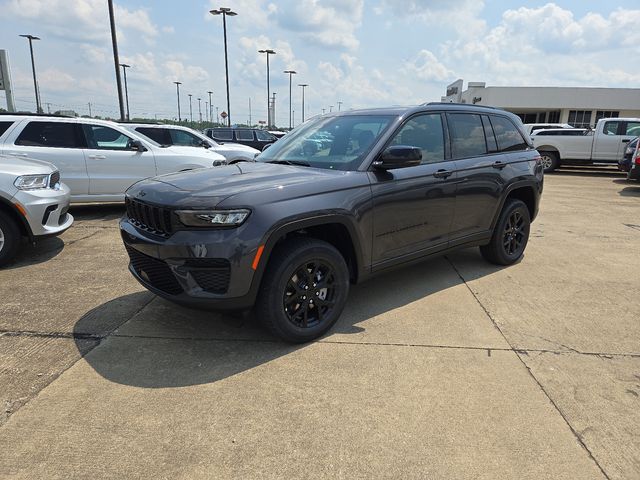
[515,113,537,124]
[547,111,560,123]
[568,110,592,128]
[595,111,620,123]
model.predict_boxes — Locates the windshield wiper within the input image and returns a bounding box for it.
[266,160,311,167]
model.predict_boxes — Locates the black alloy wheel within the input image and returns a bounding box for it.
[257,237,349,343]
[480,198,531,266]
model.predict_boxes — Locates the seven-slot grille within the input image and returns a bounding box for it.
[126,198,173,237]
[49,171,60,188]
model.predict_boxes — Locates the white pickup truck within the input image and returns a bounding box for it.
[532,118,640,172]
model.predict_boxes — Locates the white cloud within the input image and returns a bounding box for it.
[404,50,453,82]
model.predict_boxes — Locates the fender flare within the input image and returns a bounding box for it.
[489,180,540,230]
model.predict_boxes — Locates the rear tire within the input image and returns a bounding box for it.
[539,151,559,173]
[256,237,349,343]
[480,199,530,266]
[0,211,21,267]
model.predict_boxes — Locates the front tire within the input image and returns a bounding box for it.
[539,151,559,173]
[0,212,21,267]
[256,237,350,343]
[480,199,531,266]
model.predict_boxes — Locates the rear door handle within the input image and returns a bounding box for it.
[622,139,630,143]
[492,161,507,169]
[9,152,28,157]
[433,169,452,179]
[88,155,106,159]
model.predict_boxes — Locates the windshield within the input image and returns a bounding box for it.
[257,114,396,171]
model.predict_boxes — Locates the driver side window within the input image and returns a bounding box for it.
[389,114,445,164]
[84,125,135,150]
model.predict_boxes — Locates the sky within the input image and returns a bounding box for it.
[1,0,639,126]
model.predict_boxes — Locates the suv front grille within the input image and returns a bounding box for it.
[185,258,231,294]
[126,198,173,237]
[49,171,60,188]
[125,245,183,295]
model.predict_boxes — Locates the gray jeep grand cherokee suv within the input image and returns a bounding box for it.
[120,103,543,342]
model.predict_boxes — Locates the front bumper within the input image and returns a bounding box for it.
[120,218,261,311]
[12,183,74,238]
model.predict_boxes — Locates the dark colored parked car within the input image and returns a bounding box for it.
[121,104,544,343]
[619,137,640,180]
[204,127,278,151]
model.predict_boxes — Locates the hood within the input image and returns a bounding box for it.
[0,155,57,176]
[159,145,226,161]
[126,161,364,208]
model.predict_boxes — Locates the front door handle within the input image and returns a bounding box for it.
[433,169,452,179]
[88,155,107,159]
[9,152,28,157]
[622,139,630,143]
[492,161,507,169]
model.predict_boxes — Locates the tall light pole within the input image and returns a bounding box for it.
[329,105,334,112]
[207,91,213,125]
[298,83,308,123]
[283,70,296,130]
[258,49,276,127]
[19,34,42,113]
[205,101,209,123]
[337,101,343,111]
[198,97,202,123]
[188,94,193,124]
[120,63,131,120]
[107,0,125,121]
[173,81,182,122]
[210,7,237,127]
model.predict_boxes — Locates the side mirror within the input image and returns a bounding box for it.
[200,140,211,149]
[373,146,422,169]
[129,139,148,152]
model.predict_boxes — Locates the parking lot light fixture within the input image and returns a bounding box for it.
[284,70,297,130]
[173,81,182,122]
[107,0,126,121]
[259,49,276,127]
[210,7,237,127]
[298,84,308,122]
[188,94,193,124]
[119,63,131,120]
[198,97,202,123]
[207,91,213,125]
[19,34,42,113]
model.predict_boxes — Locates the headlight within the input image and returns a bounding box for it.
[14,174,50,190]
[176,209,251,227]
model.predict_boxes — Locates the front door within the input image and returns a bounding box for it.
[369,113,456,268]
[82,124,156,196]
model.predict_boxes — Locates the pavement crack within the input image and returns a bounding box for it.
[445,255,612,480]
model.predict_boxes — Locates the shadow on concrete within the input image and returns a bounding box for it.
[617,185,640,197]
[550,166,625,178]
[74,249,505,389]
[69,203,125,222]
[3,236,66,270]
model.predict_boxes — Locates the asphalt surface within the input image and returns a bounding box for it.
[0,167,638,479]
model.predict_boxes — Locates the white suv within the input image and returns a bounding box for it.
[122,123,259,163]
[0,154,73,266]
[0,115,226,203]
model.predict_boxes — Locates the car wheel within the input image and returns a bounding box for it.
[256,237,349,343]
[480,199,530,266]
[0,211,21,267]
[539,151,559,173]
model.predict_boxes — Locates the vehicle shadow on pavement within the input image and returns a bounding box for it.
[69,203,125,222]
[73,251,505,388]
[551,166,626,178]
[613,180,640,197]
[3,236,65,270]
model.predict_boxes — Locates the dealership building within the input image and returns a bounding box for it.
[441,79,640,128]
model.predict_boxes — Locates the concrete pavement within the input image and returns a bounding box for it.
[0,168,638,478]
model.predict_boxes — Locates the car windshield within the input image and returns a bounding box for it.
[257,114,396,171]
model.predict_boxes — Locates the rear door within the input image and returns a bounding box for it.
[82,124,156,195]
[5,120,88,195]
[593,120,627,162]
[449,113,523,241]
[234,129,258,149]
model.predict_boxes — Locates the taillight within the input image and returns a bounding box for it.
[635,147,640,165]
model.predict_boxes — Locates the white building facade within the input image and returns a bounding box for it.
[441,79,640,128]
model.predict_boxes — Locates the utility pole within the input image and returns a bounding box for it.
[107,0,125,121]
[88,102,92,117]
[258,49,276,126]
[19,34,42,113]
[337,101,343,111]
[198,97,202,123]
[46,102,51,114]
[188,94,193,125]
[298,83,308,123]
[216,106,219,124]
[120,63,131,120]
[173,81,182,122]
[210,8,237,127]
[207,91,213,125]
[322,108,326,114]
[292,109,295,128]
[283,70,297,130]
[329,105,334,112]
[271,92,277,128]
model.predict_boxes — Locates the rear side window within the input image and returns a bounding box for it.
[235,129,254,141]
[489,116,528,152]
[481,115,498,153]
[169,129,203,146]
[212,129,233,140]
[16,121,84,148]
[136,127,170,145]
[447,113,487,158]
[625,122,640,136]
[256,130,275,141]
[0,121,13,137]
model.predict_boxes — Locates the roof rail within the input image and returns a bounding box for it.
[422,102,502,110]
[0,111,73,118]
[114,120,160,125]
